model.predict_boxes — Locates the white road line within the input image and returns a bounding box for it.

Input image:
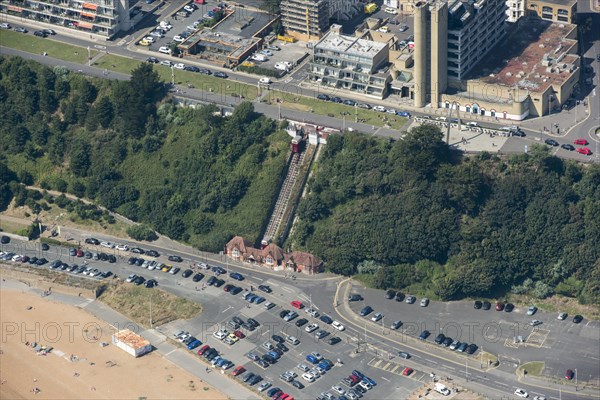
[380,376,391,382]
[493,380,509,387]
[222,306,233,313]
[282,287,293,293]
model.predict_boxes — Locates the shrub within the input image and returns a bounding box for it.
[127,224,158,241]
[533,281,554,299]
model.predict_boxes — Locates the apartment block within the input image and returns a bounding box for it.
[446,0,508,82]
[308,25,391,99]
[281,0,361,41]
[505,0,525,22]
[0,0,132,38]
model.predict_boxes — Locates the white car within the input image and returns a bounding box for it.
[384,7,398,14]
[115,244,129,251]
[150,30,164,38]
[533,396,547,400]
[371,312,383,322]
[184,5,195,12]
[557,312,567,320]
[251,54,268,62]
[158,46,171,54]
[514,388,529,398]
[160,60,173,66]
[12,255,23,262]
[274,62,289,71]
[466,121,478,127]
[305,323,319,333]
[374,105,386,112]
[302,372,316,382]
[306,308,320,318]
[0,23,11,29]
[174,63,186,69]
[258,382,271,392]
[258,77,272,85]
[213,330,228,340]
[125,274,137,283]
[332,385,345,395]
[159,22,173,30]
[331,321,345,331]
[359,381,372,390]
[310,352,323,361]
[420,298,429,307]
[377,26,390,33]
[100,241,114,248]
[173,35,186,42]
[143,36,155,43]
[260,49,273,56]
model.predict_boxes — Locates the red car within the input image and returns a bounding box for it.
[290,300,304,309]
[566,369,574,380]
[495,302,505,311]
[233,330,245,339]
[573,138,588,145]
[232,365,246,376]
[576,147,592,155]
[197,344,210,355]
[76,249,84,257]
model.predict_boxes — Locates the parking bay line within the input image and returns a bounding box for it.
[221,305,233,313]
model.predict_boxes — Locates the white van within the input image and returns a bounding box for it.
[434,383,451,396]
[258,77,272,85]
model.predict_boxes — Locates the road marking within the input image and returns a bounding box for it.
[222,306,232,313]
[380,376,390,382]
[493,380,509,387]
[282,287,293,293]
[372,359,382,368]
[382,362,391,370]
[390,365,400,373]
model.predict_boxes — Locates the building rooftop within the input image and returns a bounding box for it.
[113,329,150,350]
[180,29,260,58]
[216,7,274,39]
[316,30,387,58]
[467,19,578,94]
[528,0,576,6]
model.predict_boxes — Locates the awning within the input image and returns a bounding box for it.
[83,3,98,11]
[81,11,96,18]
[7,5,23,12]
[78,21,94,29]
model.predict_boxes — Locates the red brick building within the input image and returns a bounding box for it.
[225,236,324,275]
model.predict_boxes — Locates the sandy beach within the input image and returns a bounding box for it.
[0,288,226,400]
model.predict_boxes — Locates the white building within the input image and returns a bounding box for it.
[112,329,152,358]
[505,0,526,22]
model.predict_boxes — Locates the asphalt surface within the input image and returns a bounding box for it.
[2,233,599,400]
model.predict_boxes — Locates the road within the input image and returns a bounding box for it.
[2,8,599,158]
[2,228,598,400]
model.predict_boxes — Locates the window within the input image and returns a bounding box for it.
[232,249,239,257]
[266,257,273,264]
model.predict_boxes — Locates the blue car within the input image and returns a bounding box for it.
[352,370,364,379]
[247,294,258,302]
[187,339,202,350]
[306,354,318,364]
[396,111,411,117]
[230,272,244,281]
[320,315,333,324]
[362,376,377,386]
[318,359,333,371]
[268,350,280,360]
[254,296,265,304]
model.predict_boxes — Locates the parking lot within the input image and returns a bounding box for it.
[163,283,424,400]
[345,285,600,384]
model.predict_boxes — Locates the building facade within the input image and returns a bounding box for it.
[446,0,508,82]
[225,236,324,275]
[525,0,576,24]
[0,0,132,38]
[506,0,526,22]
[308,25,392,99]
[281,0,360,41]
[112,329,152,357]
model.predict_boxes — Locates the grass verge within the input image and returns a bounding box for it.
[518,361,545,377]
[98,281,202,328]
[0,30,98,63]
[93,53,259,99]
[265,90,408,130]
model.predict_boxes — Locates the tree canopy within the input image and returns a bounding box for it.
[288,128,600,304]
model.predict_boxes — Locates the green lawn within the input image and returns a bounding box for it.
[93,53,258,99]
[518,361,545,377]
[265,90,408,130]
[0,30,98,63]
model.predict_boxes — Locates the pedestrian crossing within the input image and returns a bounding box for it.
[367,357,428,381]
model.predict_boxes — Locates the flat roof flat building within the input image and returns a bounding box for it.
[0,0,132,38]
[309,25,391,98]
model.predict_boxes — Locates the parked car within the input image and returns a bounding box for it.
[544,138,559,147]
[214,71,228,78]
[527,306,538,315]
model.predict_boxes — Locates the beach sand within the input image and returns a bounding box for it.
[0,288,226,400]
